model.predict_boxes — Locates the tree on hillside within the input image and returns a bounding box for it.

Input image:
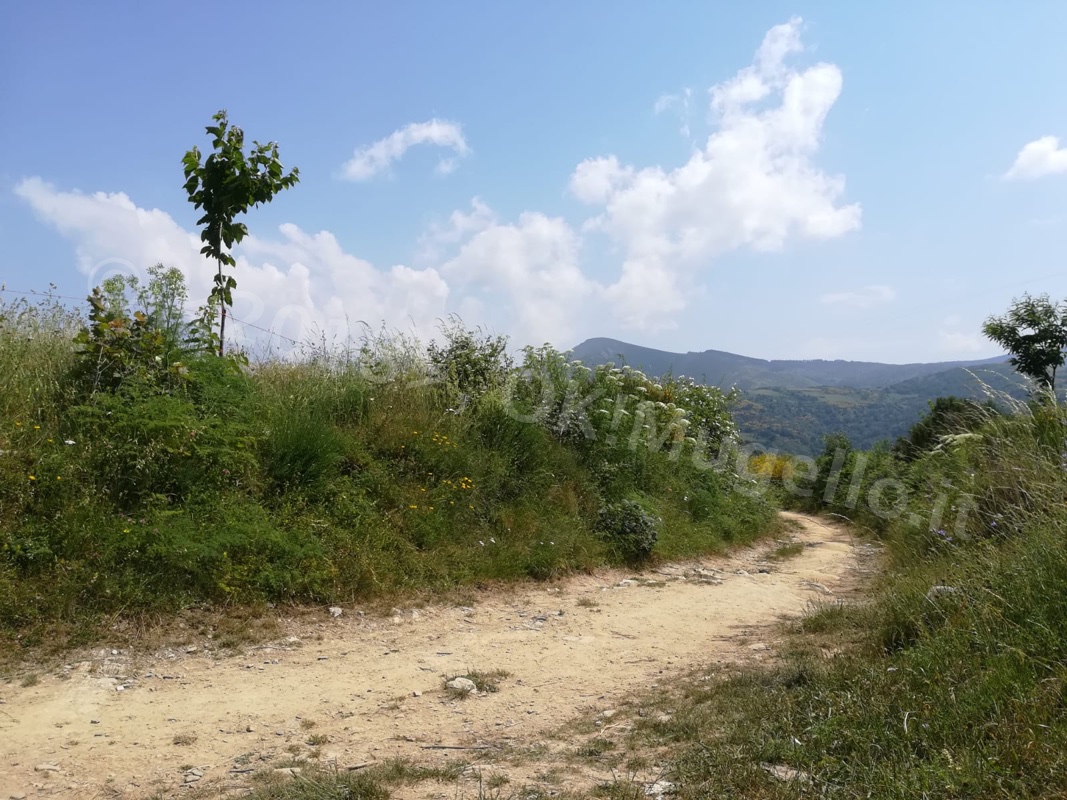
[892,395,998,462]
[982,293,1067,394]
[182,110,300,356]
[812,432,853,504]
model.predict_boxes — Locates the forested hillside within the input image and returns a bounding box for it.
[734,363,1026,453]
[571,337,1008,391]
[571,338,1023,453]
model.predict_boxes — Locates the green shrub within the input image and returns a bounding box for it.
[261,406,345,492]
[596,499,659,562]
[472,399,547,480]
[427,317,511,404]
[66,384,255,508]
[892,395,999,462]
[118,502,329,603]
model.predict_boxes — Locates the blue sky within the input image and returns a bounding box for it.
[3,1,1067,363]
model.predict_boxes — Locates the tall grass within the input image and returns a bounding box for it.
[0,291,81,432]
[633,390,1067,798]
[0,282,775,653]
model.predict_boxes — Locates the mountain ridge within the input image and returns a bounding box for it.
[569,337,1011,392]
[568,337,1021,454]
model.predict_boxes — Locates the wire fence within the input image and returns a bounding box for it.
[0,285,306,348]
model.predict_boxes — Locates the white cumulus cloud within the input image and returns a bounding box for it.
[14,18,860,351]
[653,88,693,137]
[14,177,204,285]
[341,119,470,181]
[440,209,597,346]
[569,156,635,205]
[820,284,896,309]
[15,178,449,350]
[416,197,497,263]
[1005,135,1067,180]
[569,16,860,330]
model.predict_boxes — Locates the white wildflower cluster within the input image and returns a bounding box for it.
[506,346,741,462]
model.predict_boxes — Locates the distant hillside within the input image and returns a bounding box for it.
[570,337,1009,392]
[732,370,1028,455]
[883,361,1022,398]
[569,338,1024,455]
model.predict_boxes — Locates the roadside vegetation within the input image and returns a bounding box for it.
[0,274,773,655]
[684,298,1067,797]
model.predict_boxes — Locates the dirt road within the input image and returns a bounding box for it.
[0,513,861,799]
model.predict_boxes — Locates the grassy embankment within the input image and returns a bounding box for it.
[0,274,774,660]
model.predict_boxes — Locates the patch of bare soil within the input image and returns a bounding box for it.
[0,513,863,799]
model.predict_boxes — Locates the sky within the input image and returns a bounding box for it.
[3,1,1067,364]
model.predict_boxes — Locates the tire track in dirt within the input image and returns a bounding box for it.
[0,513,861,799]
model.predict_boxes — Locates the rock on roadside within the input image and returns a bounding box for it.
[445,677,478,695]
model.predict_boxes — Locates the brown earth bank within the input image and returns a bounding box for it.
[0,513,867,799]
